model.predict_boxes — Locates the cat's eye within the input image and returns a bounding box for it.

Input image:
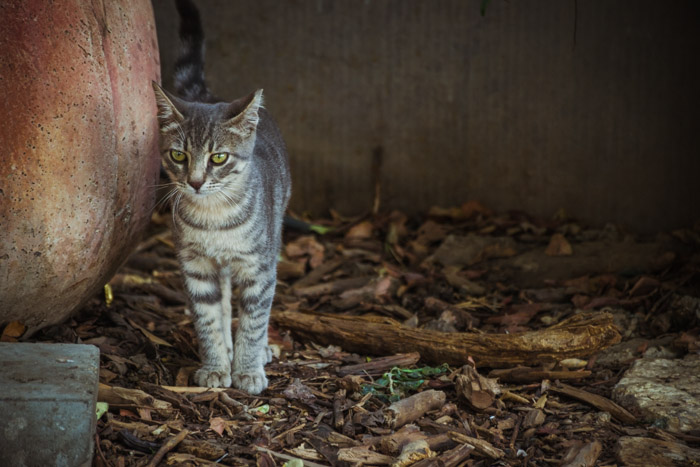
[210,153,229,165]
[169,150,186,163]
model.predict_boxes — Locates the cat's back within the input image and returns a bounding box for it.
[254,108,291,202]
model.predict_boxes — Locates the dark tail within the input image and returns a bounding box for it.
[173,0,213,102]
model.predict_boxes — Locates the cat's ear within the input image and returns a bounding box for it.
[226,89,264,137]
[152,81,185,132]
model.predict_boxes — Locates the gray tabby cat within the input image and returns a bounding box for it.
[151,0,291,394]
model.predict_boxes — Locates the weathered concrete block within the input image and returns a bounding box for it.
[0,343,100,467]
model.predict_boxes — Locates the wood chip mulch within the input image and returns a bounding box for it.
[13,201,700,466]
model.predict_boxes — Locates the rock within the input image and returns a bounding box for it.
[612,355,700,433]
[616,436,700,466]
[0,343,100,467]
[0,0,161,331]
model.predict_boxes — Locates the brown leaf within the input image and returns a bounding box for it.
[345,220,374,240]
[460,200,492,219]
[545,233,573,256]
[285,235,325,268]
[209,417,226,436]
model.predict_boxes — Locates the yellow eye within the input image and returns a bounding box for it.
[210,153,229,165]
[169,150,186,163]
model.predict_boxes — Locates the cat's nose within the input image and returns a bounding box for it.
[188,179,204,192]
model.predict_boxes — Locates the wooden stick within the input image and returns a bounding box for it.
[144,429,188,467]
[385,390,446,428]
[272,310,621,367]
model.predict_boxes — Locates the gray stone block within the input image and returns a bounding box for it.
[0,343,100,467]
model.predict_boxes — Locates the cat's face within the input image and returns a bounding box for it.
[152,83,262,201]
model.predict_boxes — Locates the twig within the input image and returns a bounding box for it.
[549,383,637,424]
[144,429,189,467]
[254,446,329,467]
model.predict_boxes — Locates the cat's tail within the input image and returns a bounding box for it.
[173,0,213,102]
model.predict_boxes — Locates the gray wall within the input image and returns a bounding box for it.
[153,0,700,232]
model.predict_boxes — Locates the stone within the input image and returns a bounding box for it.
[0,343,100,466]
[612,355,700,433]
[0,0,161,332]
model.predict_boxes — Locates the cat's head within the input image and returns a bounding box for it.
[152,82,263,200]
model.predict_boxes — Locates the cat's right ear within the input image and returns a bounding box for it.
[152,81,185,132]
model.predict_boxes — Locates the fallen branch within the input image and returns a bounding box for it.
[272,310,621,367]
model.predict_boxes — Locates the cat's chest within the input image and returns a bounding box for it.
[181,226,250,256]
[175,205,259,259]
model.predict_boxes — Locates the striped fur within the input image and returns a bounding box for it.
[152,0,291,394]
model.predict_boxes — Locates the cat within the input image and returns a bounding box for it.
[151,0,291,394]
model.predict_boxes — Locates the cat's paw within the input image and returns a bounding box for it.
[231,368,268,394]
[194,367,232,388]
[265,345,274,363]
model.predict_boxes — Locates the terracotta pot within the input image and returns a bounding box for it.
[0,0,161,331]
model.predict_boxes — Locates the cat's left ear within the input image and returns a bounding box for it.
[226,89,264,137]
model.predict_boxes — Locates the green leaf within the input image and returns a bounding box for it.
[250,404,270,414]
[310,224,333,235]
[96,402,109,420]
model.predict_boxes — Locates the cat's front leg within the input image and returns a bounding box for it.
[231,267,276,394]
[180,254,232,387]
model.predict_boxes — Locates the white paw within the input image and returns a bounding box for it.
[194,366,232,388]
[231,368,268,394]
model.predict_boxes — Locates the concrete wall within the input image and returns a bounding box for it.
[153,0,700,232]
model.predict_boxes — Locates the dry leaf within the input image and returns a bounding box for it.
[545,233,573,256]
[285,235,325,268]
[345,220,374,240]
[209,417,226,436]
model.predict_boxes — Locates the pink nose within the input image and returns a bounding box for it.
[188,179,204,191]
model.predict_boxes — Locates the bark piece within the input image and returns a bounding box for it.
[337,447,394,465]
[272,310,621,367]
[98,383,172,415]
[447,431,504,460]
[393,439,433,467]
[616,436,700,466]
[550,383,636,424]
[455,365,501,409]
[561,440,602,467]
[384,390,446,429]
